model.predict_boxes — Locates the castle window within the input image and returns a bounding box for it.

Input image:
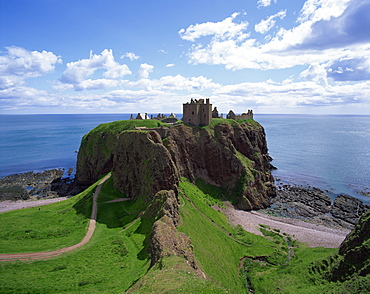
[192,111,194,115]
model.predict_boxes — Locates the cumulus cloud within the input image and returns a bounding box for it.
[181,0,370,82]
[255,10,286,34]
[103,64,131,79]
[179,12,248,42]
[137,63,154,79]
[294,0,370,50]
[121,52,140,61]
[166,63,175,67]
[257,0,277,8]
[215,79,370,110]
[58,49,131,90]
[0,46,61,89]
[299,62,328,86]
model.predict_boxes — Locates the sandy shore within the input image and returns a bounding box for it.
[0,197,69,213]
[223,205,350,248]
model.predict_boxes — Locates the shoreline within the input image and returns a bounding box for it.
[223,206,350,248]
[0,197,70,213]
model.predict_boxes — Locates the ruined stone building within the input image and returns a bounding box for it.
[226,109,253,120]
[182,98,212,126]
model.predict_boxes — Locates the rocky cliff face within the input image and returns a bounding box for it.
[76,119,275,210]
[75,119,272,275]
[310,209,370,291]
[164,122,274,210]
[112,130,180,202]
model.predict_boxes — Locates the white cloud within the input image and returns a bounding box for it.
[327,57,370,81]
[58,49,131,91]
[126,74,220,92]
[103,64,131,79]
[257,0,277,8]
[181,0,370,82]
[299,62,328,86]
[215,79,370,111]
[166,63,175,67]
[121,52,140,61]
[255,10,286,34]
[137,63,154,79]
[298,0,351,23]
[0,46,61,89]
[179,12,248,42]
[73,79,120,91]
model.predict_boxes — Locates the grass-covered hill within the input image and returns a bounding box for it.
[1,175,368,293]
[76,118,275,211]
[1,118,369,293]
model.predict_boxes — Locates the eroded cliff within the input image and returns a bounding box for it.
[76,119,275,210]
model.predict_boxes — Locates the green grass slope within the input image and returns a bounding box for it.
[0,181,100,254]
[0,175,362,293]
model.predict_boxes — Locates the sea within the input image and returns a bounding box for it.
[1,114,369,205]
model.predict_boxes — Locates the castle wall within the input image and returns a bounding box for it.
[182,98,212,126]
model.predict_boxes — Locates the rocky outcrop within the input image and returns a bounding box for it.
[0,169,69,200]
[164,122,274,210]
[142,189,198,269]
[332,194,368,225]
[76,120,275,210]
[267,184,369,229]
[76,131,116,185]
[310,209,370,291]
[150,215,197,268]
[112,131,180,202]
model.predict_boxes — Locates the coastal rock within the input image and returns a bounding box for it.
[0,169,66,201]
[268,184,369,229]
[332,194,369,225]
[76,120,275,210]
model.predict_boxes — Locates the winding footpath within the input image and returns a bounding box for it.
[0,174,111,262]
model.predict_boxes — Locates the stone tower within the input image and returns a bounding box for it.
[182,98,212,126]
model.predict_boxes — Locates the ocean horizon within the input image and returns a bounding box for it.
[1,113,369,205]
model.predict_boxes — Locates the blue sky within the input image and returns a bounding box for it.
[1,0,370,114]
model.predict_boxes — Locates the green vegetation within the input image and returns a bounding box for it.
[0,177,151,293]
[0,182,99,253]
[237,118,261,128]
[0,175,366,293]
[178,179,289,293]
[127,255,227,294]
[80,119,169,157]
[85,119,168,137]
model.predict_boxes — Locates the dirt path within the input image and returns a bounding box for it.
[224,206,350,248]
[0,174,111,262]
[105,197,131,203]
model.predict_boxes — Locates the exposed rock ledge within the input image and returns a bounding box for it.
[0,169,80,201]
[263,183,369,230]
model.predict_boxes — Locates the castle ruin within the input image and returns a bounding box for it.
[182,98,212,126]
[226,110,253,120]
[131,98,253,126]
